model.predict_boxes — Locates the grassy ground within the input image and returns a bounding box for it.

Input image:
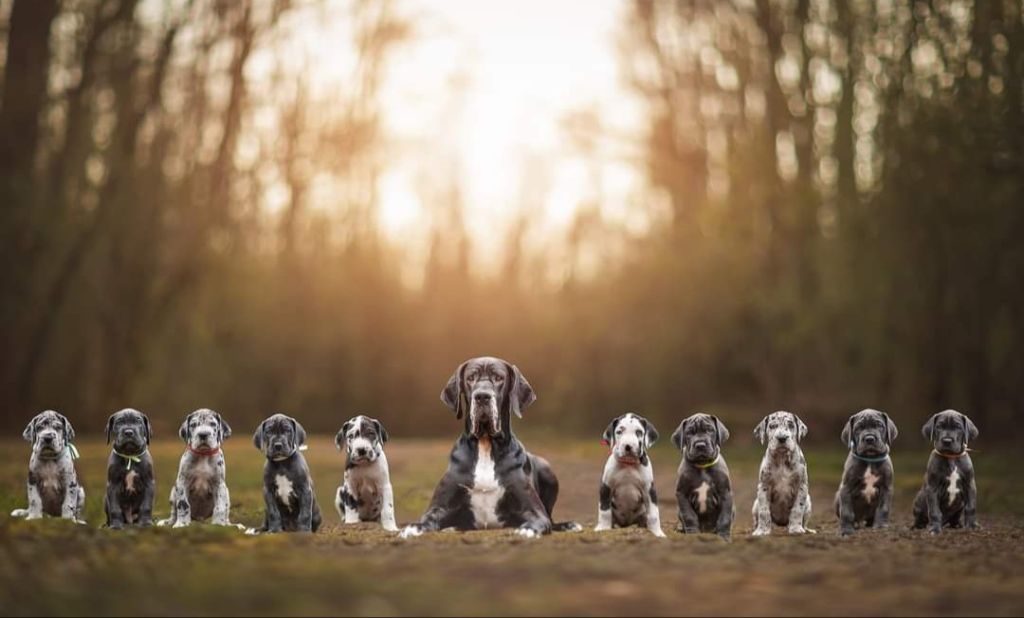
[1,436,1022,616]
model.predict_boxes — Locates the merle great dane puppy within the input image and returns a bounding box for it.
[834,408,898,536]
[913,409,980,534]
[104,408,156,529]
[11,410,86,523]
[401,357,580,539]
[334,415,398,532]
[158,408,240,528]
[752,411,815,536]
[250,413,322,534]
[672,413,734,539]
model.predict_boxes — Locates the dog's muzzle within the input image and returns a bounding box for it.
[36,432,63,457]
[470,392,500,436]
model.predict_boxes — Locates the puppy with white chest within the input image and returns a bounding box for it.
[672,413,734,539]
[913,409,980,534]
[104,408,156,529]
[11,410,86,524]
[752,410,815,536]
[834,408,898,536]
[250,413,322,534]
[158,408,240,528]
[594,413,666,537]
[334,415,398,532]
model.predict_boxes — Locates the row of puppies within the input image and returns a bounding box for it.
[598,408,979,538]
[11,408,394,533]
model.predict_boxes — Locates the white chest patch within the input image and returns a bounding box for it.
[694,481,711,514]
[862,466,879,503]
[125,470,139,494]
[470,439,504,529]
[947,466,961,506]
[275,474,294,509]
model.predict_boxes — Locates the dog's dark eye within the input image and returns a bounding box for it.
[494,375,504,383]
[635,430,642,438]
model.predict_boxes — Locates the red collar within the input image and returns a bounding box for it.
[188,445,220,457]
[932,448,970,460]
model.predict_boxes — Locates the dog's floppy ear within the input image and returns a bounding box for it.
[506,363,536,419]
[179,412,193,443]
[712,415,729,445]
[22,417,35,443]
[883,412,898,444]
[961,412,979,442]
[921,413,939,441]
[841,415,854,448]
[793,413,808,442]
[335,420,352,451]
[671,419,687,451]
[372,418,389,444]
[441,362,468,420]
[218,413,232,441]
[105,414,116,445]
[291,417,307,447]
[54,412,75,443]
[253,420,267,450]
[602,415,622,445]
[642,417,659,448]
[142,413,152,445]
[754,416,768,445]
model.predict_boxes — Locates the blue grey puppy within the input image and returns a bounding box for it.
[672,413,733,539]
[250,413,322,534]
[104,408,156,529]
[913,409,979,534]
[11,410,86,523]
[834,408,898,536]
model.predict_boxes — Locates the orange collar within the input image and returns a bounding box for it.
[932,449,970,460]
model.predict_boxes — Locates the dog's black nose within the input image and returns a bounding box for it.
[776,435,788,443]
[941,437,954,445]
[864,435,877,444]
[356,447,368,457]
[42,435,54,442]
[124,428,135,437]
[474,392,492,405]
[624,444,634,453]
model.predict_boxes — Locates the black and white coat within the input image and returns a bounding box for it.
[594,413,665,537]
[334,415,398,532]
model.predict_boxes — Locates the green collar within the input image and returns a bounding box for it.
[113,449,147,470]
[689,453,720,469]
[37,443,80,461]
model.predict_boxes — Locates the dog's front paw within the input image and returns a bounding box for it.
[25,513,43,521]
[172,520,190,529]
[717,531,732,542]
[967,521,982,530]
[650,527,667,539]
[156,518,172,527]
[787,525,808,535]
[244,527,261,536]
[751,527,770,537]
[593,523,611,532]
[515,526,541,539]
[399,525,424,539]
[74,518,87,525]
[382,523,400,533]
[108,522,124,531]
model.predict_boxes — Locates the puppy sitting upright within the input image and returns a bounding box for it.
[834,408,898,536]
[752,411,815,536]
[251,413,322,534]
[671,413,733,539]
[104,408,156,529]
[334,415,398,532]
[913,409,980,534]
[594,413,665,537]
[11,410,86,523]
[158,408,237,528]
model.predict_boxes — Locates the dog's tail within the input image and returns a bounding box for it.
[552,521,583,533]
[10,509,29,518]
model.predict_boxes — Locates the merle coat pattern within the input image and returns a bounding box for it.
[834,408,898,536]
[11,410,86,523]
[251,414,322,534]
[913,409,980,534]
[751,411,815,536]
[104,408,156,529]
[334,415,398,532]
[400,357,579,539]
[158,409,238,528]
[672,413,734,539]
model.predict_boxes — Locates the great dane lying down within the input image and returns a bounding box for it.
[11,410,86,523]
[835,408,898,536]
[752,411,815,536]
[400,356,580,539]
[334,415,398,532]
[594,413,666,537]
[250,413,322,534]
[158,409,242,529]
[104,408,156,529]
[913,409,980,534]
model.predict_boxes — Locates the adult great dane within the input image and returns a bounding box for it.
[401,356,580,538]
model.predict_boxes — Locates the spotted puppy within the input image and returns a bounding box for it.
[913,409,980,534]
[752,411,815,536]
[593,413,665,537]
[672,413,733,539]
[158,409,240,528]
[834,408,898,536]
[104,408,156,529]
[250,413,322,534]
[11,410,86,523]
[334,415,398,532]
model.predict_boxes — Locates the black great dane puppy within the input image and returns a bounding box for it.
[104,408,156,529]
[250,413,322,534]
[913,409,980,534]
[401,357,580,539]
[834,408,898,536]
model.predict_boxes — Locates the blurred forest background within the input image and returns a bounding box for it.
[0,0,1021,439]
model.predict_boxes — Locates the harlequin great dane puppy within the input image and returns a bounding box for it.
[834,408,898,536]
[752,410,815,536]
[104,408,156,529]
[334,415,398,532]
[672,413,734,539]
[400,357,580,539]
[593,413,665,537]
[913,409,980,534]
[11,410,86,523]
[250,413,322,534]
[158,408,241,528]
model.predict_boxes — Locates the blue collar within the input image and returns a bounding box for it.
[850,451,889,464]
